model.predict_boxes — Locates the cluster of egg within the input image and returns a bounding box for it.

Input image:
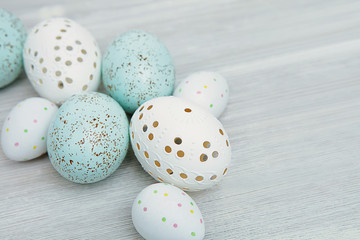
[0,9,231,240]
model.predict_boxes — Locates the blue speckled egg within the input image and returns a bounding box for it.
[47,92,129,184]
[0,9,26,88]
[102,30,175,113]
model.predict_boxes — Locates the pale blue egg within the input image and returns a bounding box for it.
[102,30,175,113]
[0,9,26,88]
[47,92,129,184]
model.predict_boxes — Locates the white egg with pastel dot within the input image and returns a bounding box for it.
[132,183,205,240]
[1,97,58,161]
[173,71,229,118]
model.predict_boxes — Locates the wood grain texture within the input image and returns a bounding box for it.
[1,0,360,239]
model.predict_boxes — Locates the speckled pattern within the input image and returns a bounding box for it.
[0,9,26,88]
[47,92,129,184]
[129,96,231,191]
[102,30,175,113]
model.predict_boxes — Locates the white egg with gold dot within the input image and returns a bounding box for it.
[173,71,229,118]
[132,183,205,240]
[130,96,231,191]
[23,18,101,105]
[1,97,58,161]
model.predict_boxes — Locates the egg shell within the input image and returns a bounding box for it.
[47,92,129,184]
[132,183,205,240]
[173,71,229,118]
[102,30,175,114]
[0,9,27,88]
[130,96,231,191]
[1,97,58,161]
[23,18,101,105]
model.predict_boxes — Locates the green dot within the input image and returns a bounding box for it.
[154,190,158,194]
[190,202,194,206]
[138,200,141,204]
[162,217,166,222]
[41,137,45,140]
[179,88,182,93]
[210,104,213,108]
[213,78,216,81]
[24,129,28,133]
[44,107,48,110]
[191,232,196,237]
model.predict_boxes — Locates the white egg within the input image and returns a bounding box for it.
[1,97,58,161]
[130,96,231,191]
[23,18,101,105]
[173,71,229,118]
[132,183,205,240]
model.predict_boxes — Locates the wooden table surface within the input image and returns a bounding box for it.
[1,0,359,239]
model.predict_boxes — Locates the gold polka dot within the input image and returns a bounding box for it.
[174,137,182,145]
[157,177,163,182]
[200,154,208,162]
[81,49,87,55]
[89,74,93,80]
[210,175,217,180]
[139,113,143,120]
[212,151,219,158]
[195,176,204,181]
[136,143,140,150]
[154,160,160,167]
[153,121,159,127]
[75,40,81,45]
[203,141,211,148]
[166,169,173,175]
[39,58,44,63]
[223,168,228,175]
[65,60,72,66]
[190,210,194,214]
[60,29,66,32]
[33,146,37,150]
[93,62,97,68]
[148,170,153,175]
[148,133,154,140]
[42,67,47,73]
[66,46,73,51]
[165,146,172,153]
[65,77,73,83]
[58,81,64,89]
[147,105,153,110]
[82,85,88,91]
[226,140,229,147]
[131,132,134,139]
[219,129,224,135]
[6,128,9,132]
[144,151,149,158]
[164,193,168,196]
[139,106,144,112]
[55,71,61,77]
[56,36,61,40]
[39,79,43,84]
[180,173,187,179]
[184,108,192,113]
[177,151,184,158]
[77,57,83,62]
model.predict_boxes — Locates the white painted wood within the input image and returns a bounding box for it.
[1,0,360,239]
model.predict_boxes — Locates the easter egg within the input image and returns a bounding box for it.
[1,97,58,161]
[129,96,231,191]
[132,183,205,240]
[0,9,27,88]
[173,71,229,118]
[23,18,101,105]
[102,30,175,114]
[47,92,129,183]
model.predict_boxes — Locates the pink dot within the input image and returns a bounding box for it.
[181,193,186,196]
[7,117,10,121]
[14,142,19,147]
[221,94,224,98]
[33,119,38,123]
[178,203,182,207]
[51,104,55,107]
[143,207,147,212]
[173,224,178,228]
[186,81,189,84]
[196,91,201,94]
[200,219,203,224]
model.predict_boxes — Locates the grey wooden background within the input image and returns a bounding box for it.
[1,0,359,239]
